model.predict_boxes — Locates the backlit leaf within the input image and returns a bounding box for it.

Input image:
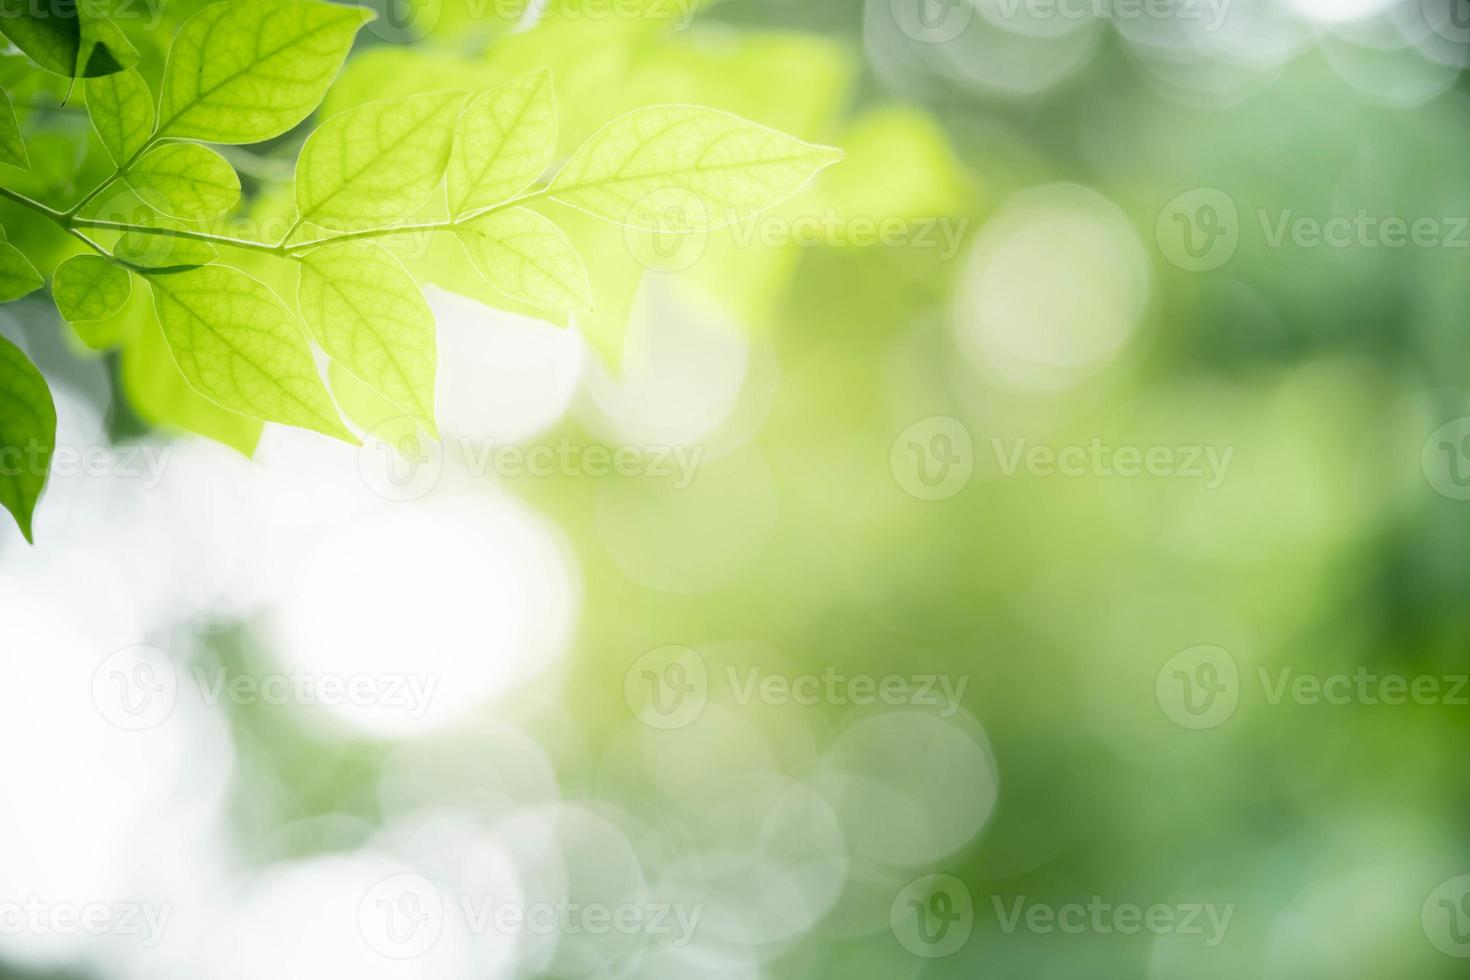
[0,87,27,169]
[158,0,374,144]
[53,254,131,322]
[297,242,437,433]
[128,143,241,221]
[447,69,556,217]
[148,265,354,442]
[456,208,592,311]
[114,226,219,270]
[0,228,43,302]
[0,0,137,78]
[294,90,465,233]
[0,334,55,542]
[549,105,843,231]
[87,68,155,166]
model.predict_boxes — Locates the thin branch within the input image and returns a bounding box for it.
[70,218,287,256]
[65,136,161,219]
[282,187,554,254]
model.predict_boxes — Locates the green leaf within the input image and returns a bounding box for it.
[297,243,437,433]
[455,208,592,311]
[53,254,131,322]
[447,69,556,218]
[158,0,375,144]
[0,231,43,301]
[128,143,241,221]
[121,307,262,456]
[294,90,466,233]
[147,265,355,442]
[0,87,28,169]
[87,68,155,166]
[76,7,139,78]
[549,105,843,231]
[114,226,219,270]
[0,334,55,543]
[0,0,137,78]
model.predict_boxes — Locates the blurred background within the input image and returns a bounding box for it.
[2,0,1470,977]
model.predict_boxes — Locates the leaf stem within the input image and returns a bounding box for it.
[282,187,554,254]
[1,182,560,264]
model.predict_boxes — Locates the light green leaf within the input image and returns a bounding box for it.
[294,91,466,233]
[297,243,437,433]
[456,208,592,311]
[76,8,140,78]
[114,226,219,270]
[121,307,262,456]
[87,68,155,166]
[0,234,43,301]
[549,105,843,231]
[0,333,55,543]
[128,144,241,221]
[0,0,137,78]
[53,254,131,322]
[148,265,355,442]
[158,0,375,144]
[447,69,556,218]
[0,87,27,169]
